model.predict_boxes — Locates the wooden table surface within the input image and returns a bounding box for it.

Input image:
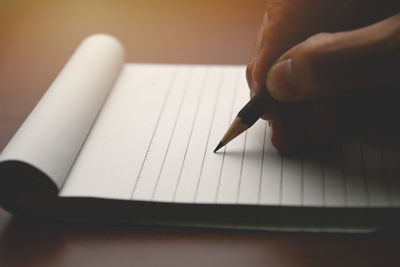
[0,1,399,266]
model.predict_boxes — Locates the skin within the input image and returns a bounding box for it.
[246,0,400,155]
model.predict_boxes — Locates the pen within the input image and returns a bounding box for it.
[214,87,276,153]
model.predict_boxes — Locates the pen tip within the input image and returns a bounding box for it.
[213,142,224,153]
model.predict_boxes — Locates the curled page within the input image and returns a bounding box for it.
[0,34,125,190]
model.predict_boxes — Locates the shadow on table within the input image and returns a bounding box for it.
[0,212,400,267]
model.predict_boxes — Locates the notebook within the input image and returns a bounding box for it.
[0,34,399,232]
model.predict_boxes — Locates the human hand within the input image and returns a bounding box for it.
[246,0,400,154]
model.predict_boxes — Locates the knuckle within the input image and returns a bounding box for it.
[301,33,334,67]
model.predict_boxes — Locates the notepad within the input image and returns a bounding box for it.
[60,63,400,208]
[1,34,399,231]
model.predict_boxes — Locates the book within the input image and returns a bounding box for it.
[0,34,399,232]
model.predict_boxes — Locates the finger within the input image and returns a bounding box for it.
[261,101,306,120]
[246,0,366,96]
[305,101,337,145]
[270,118,306,155]
[269,103,308,154]
[335,86,400,131]
[260,102,281,120]
[270,102,337,154]
[266,12,400,102]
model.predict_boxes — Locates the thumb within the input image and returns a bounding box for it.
[266,13,400,102]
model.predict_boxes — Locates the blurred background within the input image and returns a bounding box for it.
[0,0,266,149]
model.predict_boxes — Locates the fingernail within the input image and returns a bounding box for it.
[266,59,297,101]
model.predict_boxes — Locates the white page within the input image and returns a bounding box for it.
[215,74,248,204]
[151,66,207,202]
[173,67,222,202]
[194,67,239,203]
[303,153,323,206]
[322,144,346,206]
[342,135,368,207]
[61,64,176,199]
[381,134,400,207]
[130,67,191,201]
[59,64,400,209]
[238,119,265,204]
[0,34,124,189]
[361,133,391,206]
[259,125,282,205]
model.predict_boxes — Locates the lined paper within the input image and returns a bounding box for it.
[60,64,400,208]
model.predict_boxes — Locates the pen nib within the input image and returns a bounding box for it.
[213,142,224,153]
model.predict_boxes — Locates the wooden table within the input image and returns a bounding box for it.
[0,1,399,266]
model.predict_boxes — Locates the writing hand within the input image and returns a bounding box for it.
[246,0,400,154]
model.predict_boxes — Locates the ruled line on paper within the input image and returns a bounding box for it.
[257,122,268,204]
[215,72,249,204]
[171,69,210,202]
[359,136,370,207]
[382,135,400,206]
[213,68,241,203]
[178,67,238,203]
[130,67,193,201]
[235,130,248,204]
[301,158,304,206]
[340,136,348,208]
[322,156,326,207]
[129,67,178,198]
[192,69,224,202]
[148,67,207,202]
[148,68,193,200]
[173,67,228,202]
[121,65,398,207]
[379,143,393,207]
[59,64,399,210]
